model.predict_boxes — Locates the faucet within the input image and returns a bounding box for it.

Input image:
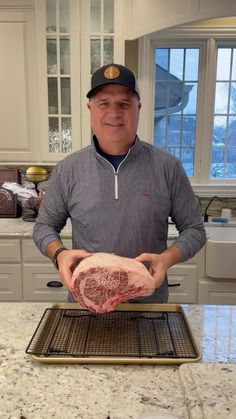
[204,196,224,222]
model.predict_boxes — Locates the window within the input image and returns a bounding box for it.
[154,47,199,176]
[212,47,236,179]
[139,24,236,193]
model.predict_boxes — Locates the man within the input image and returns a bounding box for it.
[33,63,206,304]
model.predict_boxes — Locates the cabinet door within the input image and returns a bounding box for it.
[126,0,236,39]
[23,264,68,301]
[168,265,198,303]
[0,10,39,162]
[36,0,120,161]
[0,239,21,262]
[22,238,72,262]
[198,280,236,304]
[0,264,22,301]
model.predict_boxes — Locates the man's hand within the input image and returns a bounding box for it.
[57,249,92,290]
[135,247,182,289]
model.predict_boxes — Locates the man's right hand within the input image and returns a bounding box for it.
[57,249,92,289]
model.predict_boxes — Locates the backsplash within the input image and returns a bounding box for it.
[198,197,236,219]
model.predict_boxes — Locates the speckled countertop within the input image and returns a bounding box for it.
[0,303,235,419]
[0,218,72,238]
[0,218,180,238]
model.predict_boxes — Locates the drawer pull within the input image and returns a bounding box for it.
[168,283,181,287]
[47,281,63,288]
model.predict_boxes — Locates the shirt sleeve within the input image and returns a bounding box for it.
[33,164,69,256]
[168,158,206,261]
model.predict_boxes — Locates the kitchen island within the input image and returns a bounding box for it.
[0,303,235,419]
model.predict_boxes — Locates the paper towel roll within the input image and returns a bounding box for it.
[221,208,232,221]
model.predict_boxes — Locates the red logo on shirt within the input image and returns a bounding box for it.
[141,190,150,197]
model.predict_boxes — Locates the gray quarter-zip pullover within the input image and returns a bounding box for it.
[33,137,206,303]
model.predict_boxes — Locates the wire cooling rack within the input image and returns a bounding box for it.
[26,305,200,363]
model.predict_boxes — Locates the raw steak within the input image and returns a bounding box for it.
[71,252,155,313]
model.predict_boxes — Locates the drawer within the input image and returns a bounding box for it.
[0,264,22,300]
[168,265,198,303]
[22,239,72,262]
[23,264,68,301]
[0,239,21,262]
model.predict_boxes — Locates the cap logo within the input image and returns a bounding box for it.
[104,65,120,79]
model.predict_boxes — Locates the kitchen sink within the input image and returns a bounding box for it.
[205,225,236,279]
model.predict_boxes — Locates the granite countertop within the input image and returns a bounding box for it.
[0,303,235,419]
[0,218,72,238]
[0,218,179,239]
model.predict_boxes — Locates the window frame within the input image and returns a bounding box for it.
[138,25,236,197]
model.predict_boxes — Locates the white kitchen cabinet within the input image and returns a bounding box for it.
[0,265,22,301]
[198,279,236,304]
[125,0,236,40]
[22,264,68,301]
[22,238,71,301]
[167,240,201,303]
[0,239,21,300]
[0,6,39,163]
[36,0,126,162]
[168,265,198,303]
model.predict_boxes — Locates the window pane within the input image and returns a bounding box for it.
[60,37,70,74]
[216,48,231,80]
[61,78,71,114]
[59,0,70,33]
[104,37,113,65]
[49,117,60,152]
[228,116,236,146]
[46,0,56,32]
[226,148,236,177]
[91,0,101,33]
[154,47,200,176]
[183,83,197,114]
[61,117,72,153]
[169,49,184,80]
[168,81,182,108]
[185,49,199,81]
[211,47,236,179]
[232,49,236,80]
[211,147,225,178]
[155,81,168,110]
[48,78,58,114]
[212,116,227,146]
[229,82,236,113]
[154,117,166,147]
[214,82,229,114]
[182,116,196,147]
[156,49,169,80]
[91,38,101,74]
[166,116,181,146]
[104,0,114,33]
[47,38,57,74]
[181,148,194,177]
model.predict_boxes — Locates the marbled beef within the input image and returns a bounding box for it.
[71,252,155,313]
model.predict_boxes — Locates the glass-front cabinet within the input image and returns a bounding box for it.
[36,0,124,162]
[46,0,72,153]
[90,0,114,74]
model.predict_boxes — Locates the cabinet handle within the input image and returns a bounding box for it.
[168,283,181,287]
[47,280,63,288]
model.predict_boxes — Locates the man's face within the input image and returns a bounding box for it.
[87,84,141,154]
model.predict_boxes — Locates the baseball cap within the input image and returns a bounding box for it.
[86,63,140,99]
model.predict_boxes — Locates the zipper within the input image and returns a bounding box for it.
[96,148,131,200]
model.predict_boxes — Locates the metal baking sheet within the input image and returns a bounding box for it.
[25,303,201,364]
